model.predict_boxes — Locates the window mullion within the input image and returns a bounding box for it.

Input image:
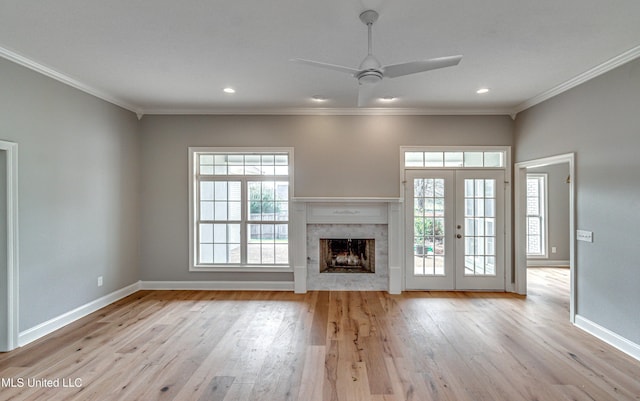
[241,177,248,265]
[195,175,201,264]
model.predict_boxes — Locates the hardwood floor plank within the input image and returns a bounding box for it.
[360,336,393,395]
[311,292,329,346]
[383,356,436,401]
[347,292,372,338]
[296,345,325,401]
[221,382,254,401]
[327,292,346,342]
[323,339,340,401]
[196,376,235,401]
[115,324,169,354]
[335,361,370,401]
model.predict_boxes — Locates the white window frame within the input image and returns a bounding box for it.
[188,147,294,272]
[402,147,507,169]
[526,173,548,258]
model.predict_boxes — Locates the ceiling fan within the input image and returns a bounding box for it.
[291,10,463,107]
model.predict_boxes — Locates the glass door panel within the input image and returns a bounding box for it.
[455,170,504,290]
[405,170,455,290]
[413,177,446,275]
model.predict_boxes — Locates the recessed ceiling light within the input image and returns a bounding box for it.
[476,88,490,94]
[311,95,327,102]
[223,87,236,94]
[379,96,397,102]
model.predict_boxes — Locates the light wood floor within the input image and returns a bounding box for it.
[1,268,638,400]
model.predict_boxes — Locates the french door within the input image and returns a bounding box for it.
[405,169,504,290]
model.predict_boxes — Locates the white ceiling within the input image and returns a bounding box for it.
[1,0,639,116]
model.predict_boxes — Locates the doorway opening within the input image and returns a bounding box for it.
[515,153,575,323]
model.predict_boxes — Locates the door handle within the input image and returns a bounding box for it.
[456,234,462,239]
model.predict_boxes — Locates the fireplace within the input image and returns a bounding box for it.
[319,238,375,273]
[294,200,401,293]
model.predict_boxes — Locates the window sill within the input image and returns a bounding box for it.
[190,265,294,273]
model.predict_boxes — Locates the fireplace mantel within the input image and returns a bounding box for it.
[307,203,388,224]
[291,197,403,294]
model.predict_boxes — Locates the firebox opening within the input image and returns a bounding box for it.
[319,238,375,273]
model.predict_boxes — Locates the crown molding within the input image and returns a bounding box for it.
[140,107,512,117]
[0,46,142,116]
[512,44,640,116]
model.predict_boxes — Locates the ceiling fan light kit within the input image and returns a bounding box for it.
[291,9,463,107]
[357,69,383,85]
[359,9,379,26]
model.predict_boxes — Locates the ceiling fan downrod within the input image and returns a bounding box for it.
[357,10,382,83]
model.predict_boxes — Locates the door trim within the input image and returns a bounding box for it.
[0,140,18,352]
[514,153,575,323]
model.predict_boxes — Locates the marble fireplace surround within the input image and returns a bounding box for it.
[292,198,403,294]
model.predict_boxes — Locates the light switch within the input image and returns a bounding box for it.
[576,230,593,242]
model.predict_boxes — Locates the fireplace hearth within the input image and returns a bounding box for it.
[319,238,375,273]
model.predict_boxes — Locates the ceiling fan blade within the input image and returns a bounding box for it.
[357,82,377,107]
[290,58,360,75]
[383,55,463,78]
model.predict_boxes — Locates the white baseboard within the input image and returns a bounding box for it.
[139,280,294,291]
[527,259,570,267]
[575,315,640,362]
[18,281,141,347]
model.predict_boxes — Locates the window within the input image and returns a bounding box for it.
[189,148,293,270]
[404,150,504,168]
[526,174,547,257]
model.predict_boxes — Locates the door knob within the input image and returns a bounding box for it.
[456,234,462,239]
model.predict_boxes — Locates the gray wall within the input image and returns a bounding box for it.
[527,163,570,262]
[139,114,513,281]
[0,58,141,331]
[515,57,640,344]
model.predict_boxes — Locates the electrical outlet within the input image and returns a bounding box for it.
[97,276,103,287]
[551,246,557,254]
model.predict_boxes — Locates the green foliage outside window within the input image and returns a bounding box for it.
[414,218,444,237]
